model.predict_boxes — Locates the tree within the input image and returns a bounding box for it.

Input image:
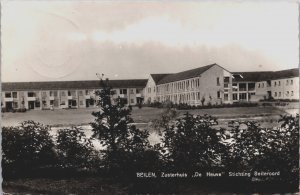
[90,78,150,176]
[161,113,226,172]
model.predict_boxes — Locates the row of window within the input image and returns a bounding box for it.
[157,79,201,94]
[274,91,294,97]
[258,79,294,88]
[232,93,255,101]
[157,77,231,94]
[4,88,143,99]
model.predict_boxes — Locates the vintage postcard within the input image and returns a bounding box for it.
[1,1,299,194]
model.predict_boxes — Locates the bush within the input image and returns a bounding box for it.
[161,113,226,172]
[56,127,96,170]
[2,121,57,178]
[224,114,299,184]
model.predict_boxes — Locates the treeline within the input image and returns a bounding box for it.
[2,79,299,193]
[146,101,258,110]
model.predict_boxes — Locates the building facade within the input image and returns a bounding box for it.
[144,64,299,105]
[2,80,146,110]
[154,64,232,106]
[2,64,298,111]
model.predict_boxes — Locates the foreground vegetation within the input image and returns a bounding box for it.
[2,79,299,194]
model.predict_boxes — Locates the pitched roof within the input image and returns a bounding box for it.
[270,68,299,80]
[232,68,299,82]
[232,71,274,82]
[157,63,217,84]
[2,79,147,91]
[150,74,171,84]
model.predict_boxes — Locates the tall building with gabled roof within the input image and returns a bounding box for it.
[145,63,233,105]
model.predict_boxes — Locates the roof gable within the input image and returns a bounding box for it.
[150,74,171,84]
[157,63,218,84]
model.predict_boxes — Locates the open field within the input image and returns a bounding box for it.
[2,104,297,127]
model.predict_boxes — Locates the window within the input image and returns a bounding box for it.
[131,99,134,104]
[42,91,47,97]
[13,102,18,108]
[239,83,246,91]
[224,77,230,83]
[35,101,40,108]
[291,91,294,96]
[274,81,277,86]
[224,83,229,88]
[224,94,229,101]
[286,91,289,96]
[28,92,35,97]
[286,80,289,85]
[239,93,247,100]
[85,90,89,95]
[248,83,255,91]
[12,92,17,98]
[50,100,54,105]
[5,92,11,98]
[61,91,66,96]
[233,94,238,100]
[80,100,84,105]
[274,92,277,97]
[278,81,281,86]
[120,89,127,94]
[279,92,281,97]
[217,91,221,98]
[78,91,83,96]
[54,91,58,97]
[50,91,54,97]
[60,101,66,105]
[291,80,293,85]
[68,91,71,96]
[130,89,135,94]
[262,83,264,88]
[217,77,220,86]
[258,83,260,88]
[136,89,142,94]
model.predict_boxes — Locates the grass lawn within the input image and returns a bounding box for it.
[3,177,129,194]
[1,105,292,127]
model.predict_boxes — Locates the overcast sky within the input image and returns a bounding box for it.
[2,1,299,82]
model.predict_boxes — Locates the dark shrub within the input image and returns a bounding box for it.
[56,127,96,170]
[2,121,56,178]
[161,113,226,172]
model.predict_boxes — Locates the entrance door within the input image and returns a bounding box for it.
[5,102,13,111]
[68,100,72,108]
[86,99,90,107]
[267,91,271,99]
[28,101,35,109]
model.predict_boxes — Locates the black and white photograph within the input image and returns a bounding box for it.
[1,1,299,194]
